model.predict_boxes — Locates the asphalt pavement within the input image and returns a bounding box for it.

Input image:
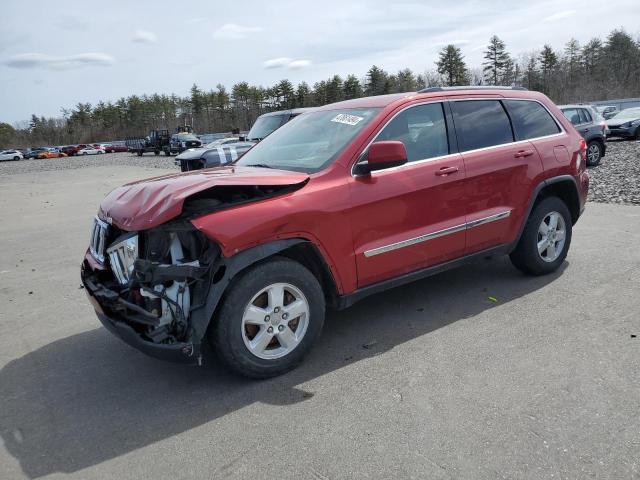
[0,165,638,479]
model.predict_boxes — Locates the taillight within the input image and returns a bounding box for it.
[576,139,587,170]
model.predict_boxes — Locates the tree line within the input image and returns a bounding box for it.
[2,27,639,148]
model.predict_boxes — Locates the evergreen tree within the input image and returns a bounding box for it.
[343,74,363,99]
[538,45,558,93]
[395,68,417,92]
[436,45,468,86]
[482,36,511,85]
[364,65,388,96]
[295,82,312,107]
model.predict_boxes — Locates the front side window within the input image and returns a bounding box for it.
[451,100,513,151]
[375,103,449,162]
[235,108,381,173]
[505,100,560,140]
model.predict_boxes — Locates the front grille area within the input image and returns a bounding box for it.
[89,217,109,263]
[106,234,139,285]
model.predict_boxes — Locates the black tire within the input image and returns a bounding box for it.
[164,149,171,156]
[154,150,160,156]
[510,196,572,276]
[210,257,325,378]
[586,140,603,166]
[13,156,19,161]
[137,150,143,157]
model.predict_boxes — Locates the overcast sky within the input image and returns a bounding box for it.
[1,0,638,124]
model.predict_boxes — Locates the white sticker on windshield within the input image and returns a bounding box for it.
[331,113,364,126]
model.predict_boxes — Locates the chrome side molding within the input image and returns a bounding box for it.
[364,210,512,257]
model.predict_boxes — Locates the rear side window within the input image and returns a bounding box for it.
[505,100,561,140]
[376,103,449,162]
[562,108,581,125]
[451,100,513,151]
[580,108,592,123]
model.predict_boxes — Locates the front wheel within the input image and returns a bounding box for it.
[586,141,603,166]
[210,257,325,378]
[510,196,572,276]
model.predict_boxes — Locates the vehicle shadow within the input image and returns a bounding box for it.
[0,256,567,478]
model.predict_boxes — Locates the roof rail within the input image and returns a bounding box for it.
[418,86,528,93]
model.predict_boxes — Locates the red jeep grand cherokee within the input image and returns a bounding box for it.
[81,87,589,378]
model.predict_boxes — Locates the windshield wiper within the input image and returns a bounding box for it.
[245,163,274,169]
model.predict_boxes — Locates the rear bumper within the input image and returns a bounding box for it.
[81,258,202,365]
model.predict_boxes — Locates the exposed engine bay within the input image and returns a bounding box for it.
[83,219,219,347]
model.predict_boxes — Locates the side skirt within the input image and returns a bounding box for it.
[337,244,513,309]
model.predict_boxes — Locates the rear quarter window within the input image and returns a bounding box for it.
[505,100,561,140]
[451,100,513,151]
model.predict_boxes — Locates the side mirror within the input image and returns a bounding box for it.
[355,141,407,175]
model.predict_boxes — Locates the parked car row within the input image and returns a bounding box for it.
[4,143,131,160]
[556,103,640,167]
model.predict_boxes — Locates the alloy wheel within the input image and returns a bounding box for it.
[241,282,310,360]
[587,143,600,164]
[537,211,566,262]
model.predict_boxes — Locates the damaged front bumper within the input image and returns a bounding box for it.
[81,254,204,365]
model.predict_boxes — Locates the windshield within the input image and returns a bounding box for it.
[246,115,285,140]
[611,109,640,120]
[235,108,381,173]
[177,134,199,141]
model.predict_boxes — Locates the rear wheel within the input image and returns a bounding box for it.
[210,257,325,378]
[13,156,19,161]
[586,141,603,166]
[137,150,143,156]
[154,150,160,156]
[510,196,572,276]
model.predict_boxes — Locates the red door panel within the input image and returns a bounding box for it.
[348,155,466,287]
[462,141,544,253]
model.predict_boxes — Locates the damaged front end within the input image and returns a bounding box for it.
[81,219,219,364]
[81,166,311,364]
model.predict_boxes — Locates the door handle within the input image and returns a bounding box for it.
[435,166,459,176]
[514,150,535,158]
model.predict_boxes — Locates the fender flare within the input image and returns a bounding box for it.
[512,175,580,250]
[188,238,307,342]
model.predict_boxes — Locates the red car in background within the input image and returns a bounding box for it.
[103,144,128,153]
[81,86,588,378]
[61,145,79,156]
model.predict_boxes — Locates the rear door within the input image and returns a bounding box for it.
[450,98,546,254]
[348,101,467,287]
[562,107,590,139]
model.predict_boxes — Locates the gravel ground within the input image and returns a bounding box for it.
[588,139,640,205]
[0,151,175,175]
[1,140,638,204]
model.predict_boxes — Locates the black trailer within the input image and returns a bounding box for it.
[125,129,170,156]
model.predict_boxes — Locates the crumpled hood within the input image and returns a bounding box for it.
[99,166,309,231]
